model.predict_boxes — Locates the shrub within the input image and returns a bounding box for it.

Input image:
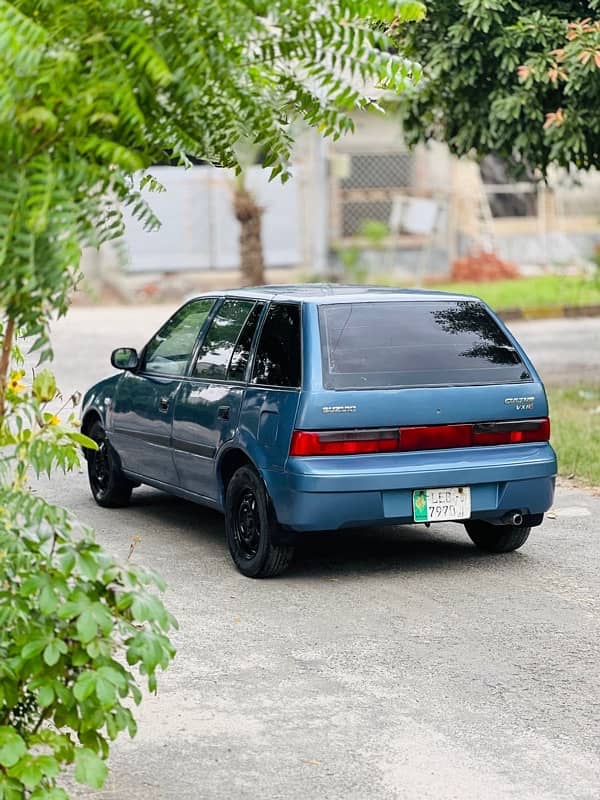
[0,356,176,798]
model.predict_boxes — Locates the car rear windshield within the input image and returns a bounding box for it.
[318,300,531,390]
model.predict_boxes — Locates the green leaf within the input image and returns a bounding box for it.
[72,647,90,667]
[67,432,98,450]
[90,601,113,634]
[8,756,43,789]
[21,638,48,661]
[77,609,98,643]
[77,551,100,581]
[20,575,44,596]
[57,548,76,575]
[31,787,69,800]
[36,682,55,707]
[97,665,128,691]
[0,728,27,768]
[95,676,117,709]
[40,584,58,614]
[43,640,62,666]
[86,639,101,658]
[0,776,22,800]
[74,748,108,789]
[73,671,97,702]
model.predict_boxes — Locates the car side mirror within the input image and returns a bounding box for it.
[111,347,139,371]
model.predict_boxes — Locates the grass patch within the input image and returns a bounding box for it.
[428,274,600,311]
[548,384,600,486]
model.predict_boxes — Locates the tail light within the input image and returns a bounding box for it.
[290,428,399,456]
[289,418,550,457]
[472,418,551,445]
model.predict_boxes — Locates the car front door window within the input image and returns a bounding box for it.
[142,299,215,376]
[193,300,256,380]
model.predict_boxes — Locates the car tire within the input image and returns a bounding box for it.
[87,420,134,508]
[465,520,531,553]
[225,466,294,578]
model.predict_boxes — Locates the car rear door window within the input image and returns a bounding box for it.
[251,303,301,388]
[319,300,529,389]
[193,299,256,380]
[227,302,265,382]
[143,298,215,376]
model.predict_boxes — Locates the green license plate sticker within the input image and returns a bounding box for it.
[413,487,471,523]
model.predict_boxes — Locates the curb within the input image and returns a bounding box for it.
[498,304,600,322]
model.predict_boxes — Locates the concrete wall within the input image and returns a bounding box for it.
[81,129,329,280]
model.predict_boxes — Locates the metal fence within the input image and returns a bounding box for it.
[332,151,414,239]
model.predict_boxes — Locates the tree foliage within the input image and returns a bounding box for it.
[0,0,424,348]
[394,0,600,175]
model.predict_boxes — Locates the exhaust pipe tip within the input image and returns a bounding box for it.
[512,513,523,527]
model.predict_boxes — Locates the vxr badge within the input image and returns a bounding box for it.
[505,396,535,411]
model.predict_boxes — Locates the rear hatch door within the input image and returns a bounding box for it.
[297,297,547,431]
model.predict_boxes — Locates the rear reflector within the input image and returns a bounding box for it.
[289,418,550,457]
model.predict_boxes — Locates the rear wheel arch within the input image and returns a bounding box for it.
[218,448,257,500]
[224,464,294,577]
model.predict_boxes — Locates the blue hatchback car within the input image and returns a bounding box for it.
[82,285,557,577]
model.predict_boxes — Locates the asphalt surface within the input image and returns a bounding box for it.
[29,307,600,799]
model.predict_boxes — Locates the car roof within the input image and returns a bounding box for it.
[188,284,481,305]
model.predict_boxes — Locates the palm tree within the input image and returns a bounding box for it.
[232,171,265,286]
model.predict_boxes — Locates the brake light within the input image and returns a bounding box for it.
[290,429,399,456]
[289,418,550,456]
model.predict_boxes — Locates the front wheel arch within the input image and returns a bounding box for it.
[81,409,103,460]
[86,419,134,508]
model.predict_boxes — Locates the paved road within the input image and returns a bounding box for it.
[30,307,600,799]
[507,316,600,386]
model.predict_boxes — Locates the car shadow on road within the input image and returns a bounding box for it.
[287,525,508,579]
[125,488,525,579]
[127,488,225,543]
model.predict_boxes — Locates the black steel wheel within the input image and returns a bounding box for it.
[234,488,262,560]
[465,520,531,553]
[225,466,294,578]
[87,420,134,508]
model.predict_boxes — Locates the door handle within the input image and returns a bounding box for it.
[159,396,170,413]
[217,405,230,420]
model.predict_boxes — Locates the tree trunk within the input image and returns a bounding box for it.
[233,179,265,286]
[0,317,15,420]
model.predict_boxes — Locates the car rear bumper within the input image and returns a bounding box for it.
[265,443,557,532]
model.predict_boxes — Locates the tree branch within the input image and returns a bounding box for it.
[0,317,16,420]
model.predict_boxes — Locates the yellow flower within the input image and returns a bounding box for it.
[48,415,61,426]
[8,370,26,394]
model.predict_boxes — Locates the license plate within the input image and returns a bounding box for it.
[413,487,471,523]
